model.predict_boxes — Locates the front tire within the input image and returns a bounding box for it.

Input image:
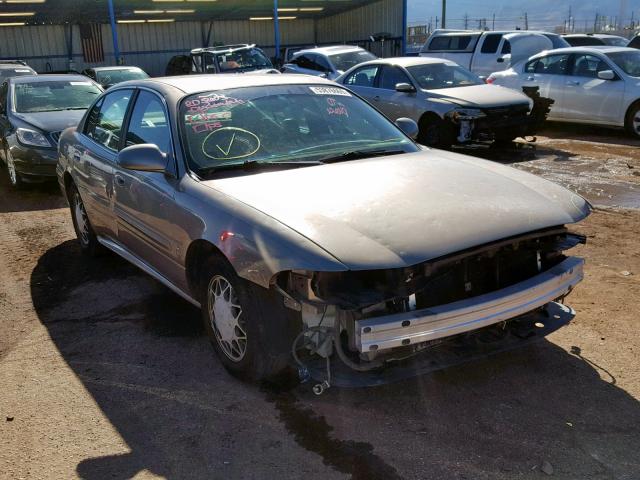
[625,102,640,139]
[5,149,23,188]
[68,184,102,256]
[417,116,454,148]
[200,255,298,382]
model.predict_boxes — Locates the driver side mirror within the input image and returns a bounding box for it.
[395,82,416,93]
[117,144,167,173]
[597,70,616,80]
[395,117,419,139]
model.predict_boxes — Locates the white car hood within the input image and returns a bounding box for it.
[425,84,531,108]
[203,150,590,270]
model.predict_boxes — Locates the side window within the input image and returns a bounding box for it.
[0,82,7,113]
[343,65,379,87]
[501,40,511,54]
[481,34,503,53]
[571,54,608,78]
[125,90,171,154]
[315,55,332,72]
[429,35,473,51]
[525,54,570,75]
[84,89,133,151]
[293,54,315,70]
[379,66,411,90]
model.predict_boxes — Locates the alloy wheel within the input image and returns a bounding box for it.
[208,275,247,362]
[73,192,90,246]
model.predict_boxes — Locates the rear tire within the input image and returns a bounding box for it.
[200,255,299,382]
[625,102,640,139]
[68,183,102,256]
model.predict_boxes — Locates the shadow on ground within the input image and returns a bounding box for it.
[30,240,640,479]
[0,167,65,213]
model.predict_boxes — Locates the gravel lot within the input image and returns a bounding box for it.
[1,123,639,480]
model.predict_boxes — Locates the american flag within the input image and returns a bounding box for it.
[80,24,104,63]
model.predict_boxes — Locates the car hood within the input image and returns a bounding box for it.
[13,109,86,133]
[425,84,530,108]
[202,150,590,270]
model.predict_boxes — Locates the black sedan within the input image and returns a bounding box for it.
[0,74,103,187]
[82,66,148,89]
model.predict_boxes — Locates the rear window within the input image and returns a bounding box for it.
[427,35,475,51]
[0,68,34,83]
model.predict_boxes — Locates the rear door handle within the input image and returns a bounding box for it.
[115,174,126,187]
[566,80,580,86]
[373,95,380,101]
[526,76,535,81]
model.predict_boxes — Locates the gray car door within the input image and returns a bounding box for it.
[373,65,417,121]
[77,88,134,238]
[113,89,181,281]
[341,64,381,105]
[521,53,571,118]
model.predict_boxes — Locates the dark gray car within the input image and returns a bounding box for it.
[0,74,102,187]
[57,74,589,387]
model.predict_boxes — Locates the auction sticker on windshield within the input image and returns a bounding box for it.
[309,86,351,96]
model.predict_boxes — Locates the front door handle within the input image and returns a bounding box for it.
[373,95,380,101]
[115,174,126,187]
[566,80,580,86]
[526,76,535,81]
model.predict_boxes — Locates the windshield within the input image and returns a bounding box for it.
[14,80,102,113]
[407,63,483,89]
[0,68,34,83]
[329,50,377,72]
[601,37,629,47]
[212,48,273,72]
[95,68,148,85]
[606,51,640,77]
[180,85,417,176]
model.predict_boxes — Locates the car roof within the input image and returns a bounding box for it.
[356,56,457,68]
[533,46,632,56]
[115,73,337,94]
[0,64,34,70]
[296,45,365,56]
[9,74,95,83]
[191,44,257,54]
[430,29,558,35]
[90,66,145,72]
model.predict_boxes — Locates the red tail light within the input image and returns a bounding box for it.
[486,77,494,84]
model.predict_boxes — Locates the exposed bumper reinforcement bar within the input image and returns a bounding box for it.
[355,257,584,353]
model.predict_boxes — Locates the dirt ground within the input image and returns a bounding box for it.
[1,123,639,480]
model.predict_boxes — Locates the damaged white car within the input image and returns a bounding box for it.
[57,75,590,391]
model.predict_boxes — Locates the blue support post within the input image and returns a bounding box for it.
[401,0,408,56]
[107,0,121,65]
[273,0,281,63]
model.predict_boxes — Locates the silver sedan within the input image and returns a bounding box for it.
[57,74,589,386]
[336,57,536,147]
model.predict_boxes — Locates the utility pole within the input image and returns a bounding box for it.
[435,15,439,30]
[464,13,468,29]
[594,13,598,33]
[524,12,528,30]
[441,0,446,29]
[492,13,495,30]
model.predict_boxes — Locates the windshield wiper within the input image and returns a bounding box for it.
[318,149,406,164]
[198,159,322,177]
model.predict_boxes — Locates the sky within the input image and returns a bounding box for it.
[407,0,640,32]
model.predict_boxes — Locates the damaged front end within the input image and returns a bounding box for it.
[446,86,554,144]
[273,227,585,391]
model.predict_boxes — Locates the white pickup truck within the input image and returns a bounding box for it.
[420,30,569,77]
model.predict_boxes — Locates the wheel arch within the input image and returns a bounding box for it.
[624,99,640,135]
[185,239,229,302]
